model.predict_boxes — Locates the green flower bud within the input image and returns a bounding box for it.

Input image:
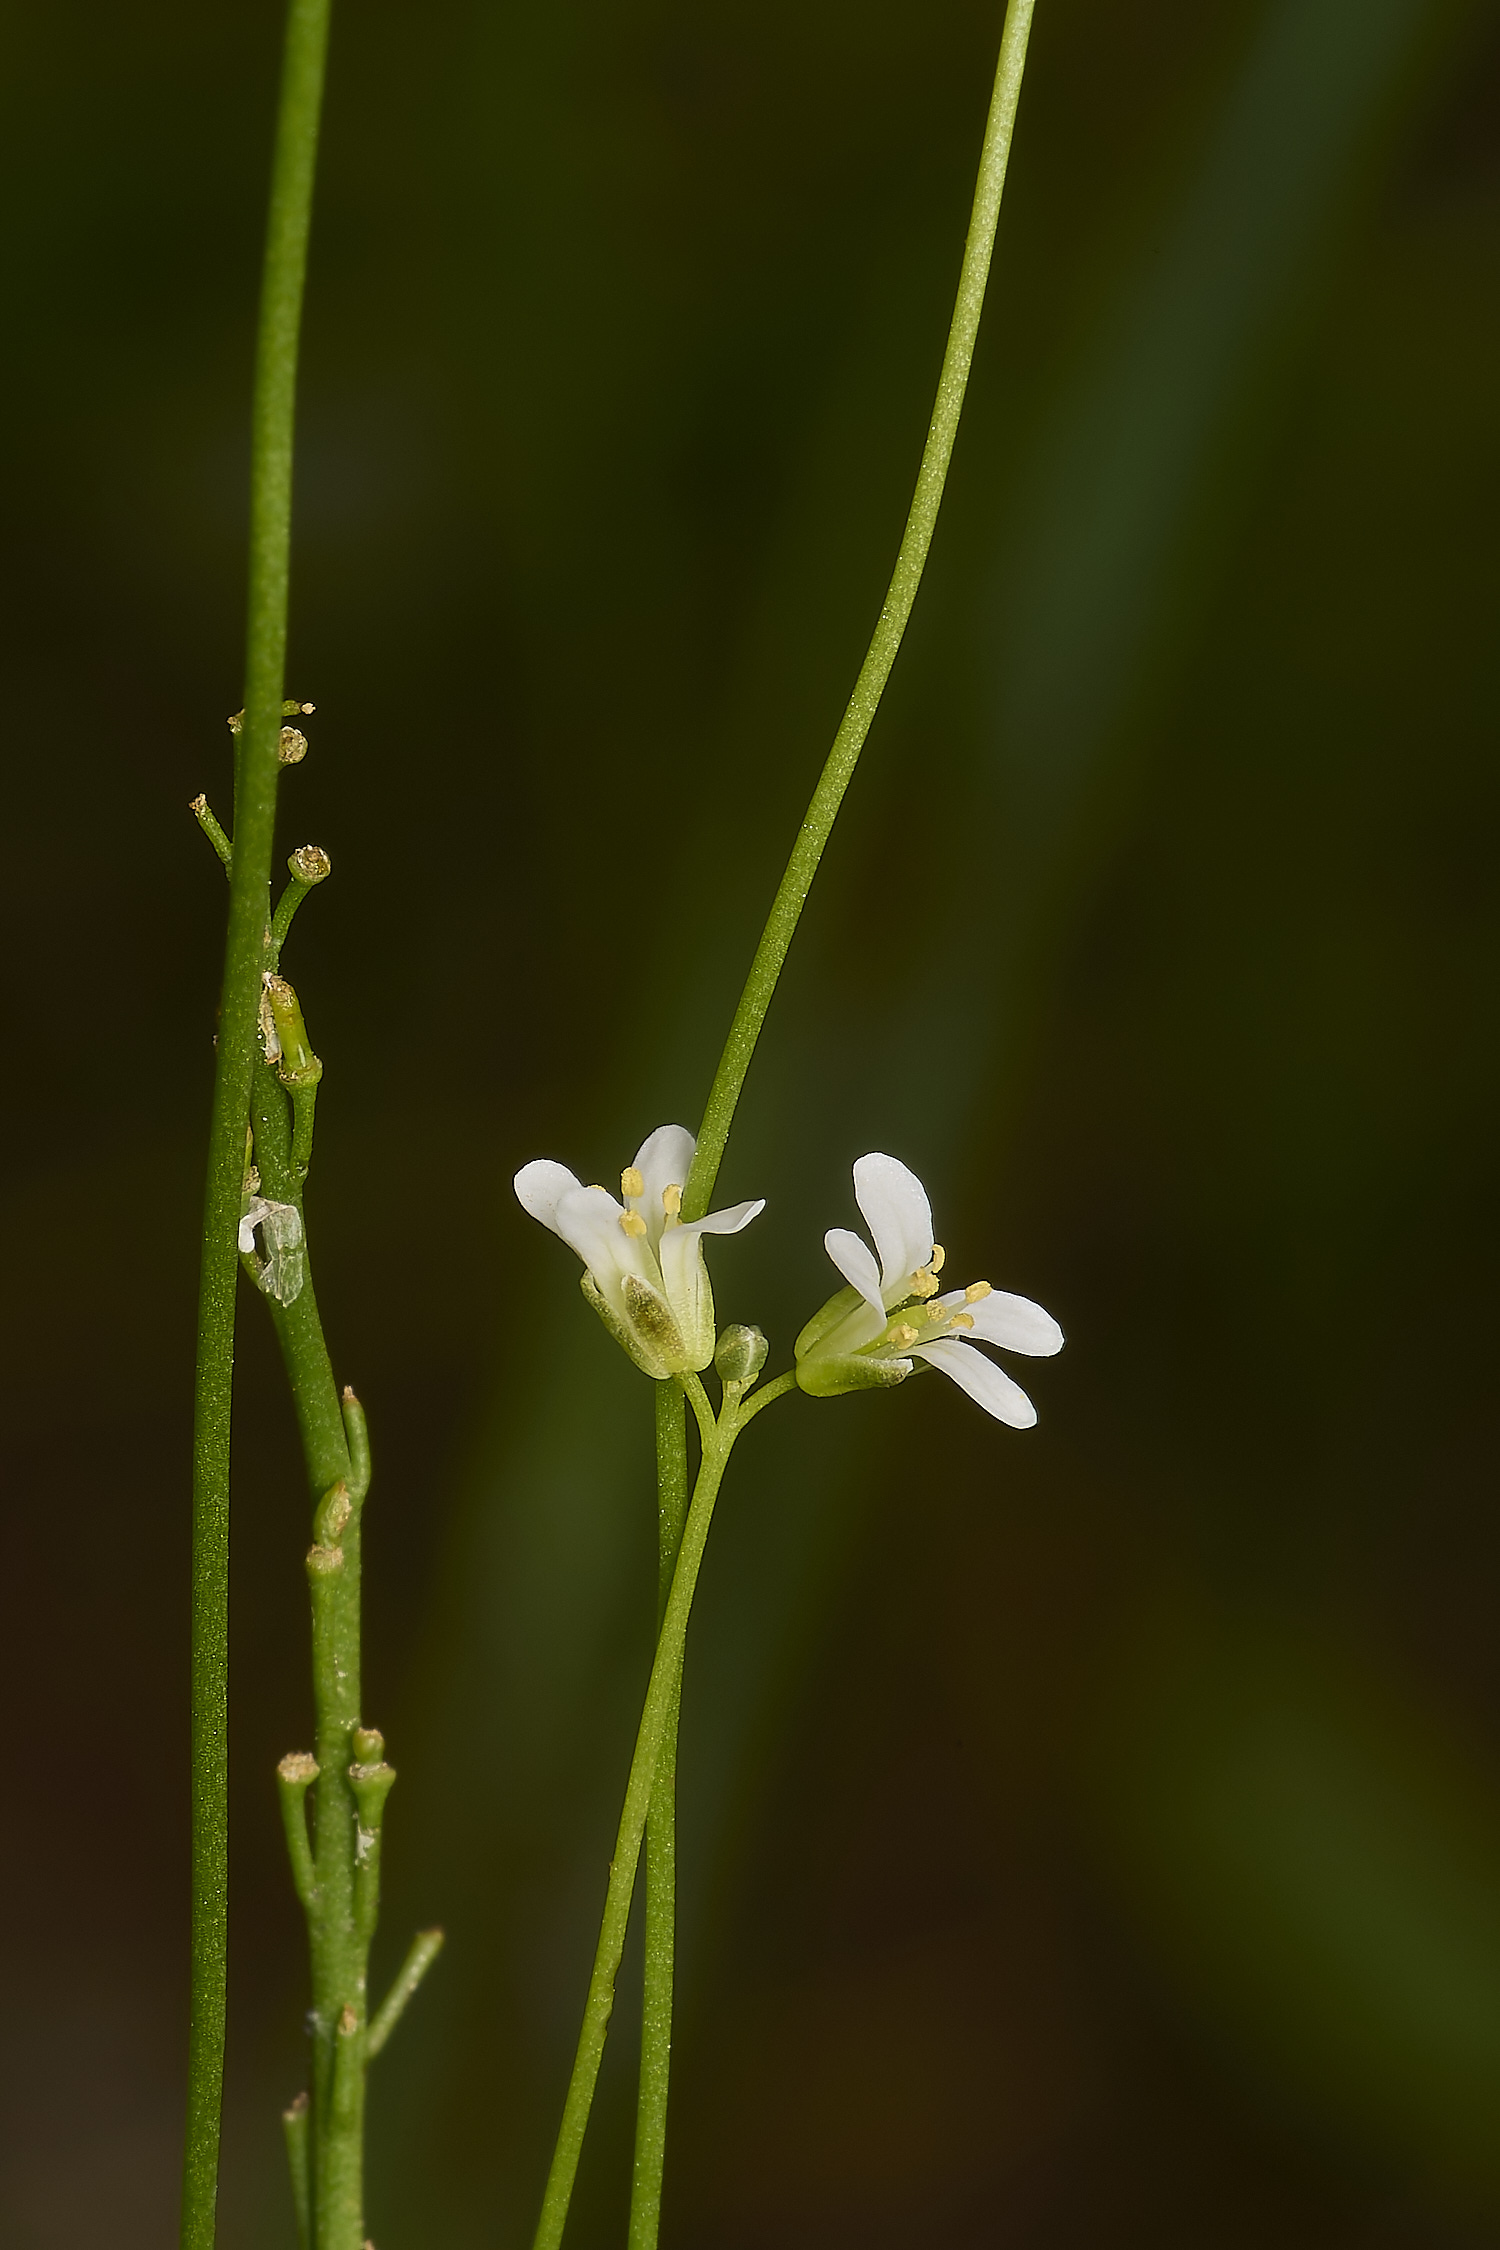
[714,1323,768,1387]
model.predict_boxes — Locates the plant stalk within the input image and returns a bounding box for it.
[531,1381,737,2250]
[182,4,333,2242]
[681,0,1037,1225]
[627,1386,691,2248]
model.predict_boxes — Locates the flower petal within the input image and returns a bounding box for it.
[550,1184,656,1317]
[852,1153,935,1300]
[657,1199,764,1370]
[514,1158,584,1235]
[914,1336,1038,1427]
[631,1124,697,1240]
[959,1289,1063,1357]
[824,1226,885,1327]
[678,1197,764,1241]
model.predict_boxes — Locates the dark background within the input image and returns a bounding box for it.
[3,0,1500,2242]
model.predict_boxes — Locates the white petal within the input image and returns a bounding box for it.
[514,1159,583,1235]
[551,1184,656,1315]
[638,1134,701,1242]
[658,1199,763,1363]
[914,1337,1038,1427]
[852,1153,935,1300]
[960,1289,1063,1357]
[678,1197,764,1241]
[824,1226,885,1326]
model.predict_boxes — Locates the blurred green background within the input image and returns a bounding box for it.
[4,0,1500,2242]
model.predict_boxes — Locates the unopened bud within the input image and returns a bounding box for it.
[288,844,331,886]
[315,1480,351,1544]
[714,1323,769,1388]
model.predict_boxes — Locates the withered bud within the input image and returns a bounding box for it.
[288,844,331,886]
[279,725,309,765]
[277,1752,320,1787]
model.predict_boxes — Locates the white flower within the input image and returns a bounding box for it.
[515,1124,764,1379]
[795,1152,1062,1425]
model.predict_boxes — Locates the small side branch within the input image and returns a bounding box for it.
[189,795,233,873]
[367,1928,446,2059]
[282,2092,311,2250]
[276,1753,320,1913]
[341,1388,372,1505]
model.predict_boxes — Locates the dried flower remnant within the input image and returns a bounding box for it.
[795,1152,1062,1425]
[238,1194,306,1306]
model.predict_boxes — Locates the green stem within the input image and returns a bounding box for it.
[367,1928,446,2059]
[681,0,1036,1224]
[627,1386,691,2249]
[282,2095,312,2250]
[182,4,333,2243]
[531,1382,737,2250]
[305,1484,368,2250]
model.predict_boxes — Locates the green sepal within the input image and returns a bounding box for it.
[794,1283,866,1359]
[795,1349,910,1398]
[580,1270,680,1380]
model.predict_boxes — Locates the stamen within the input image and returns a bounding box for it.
[965,1280,992,1303]
[949,1311,975,1331]
[621,1165,645,1199]
[930,1244,946,1272]
[619,1210,648,1238]
[889,1322,919,1347]
[910,1268,939,1298]
[662,1182,682,1215]
[924,1303,952,1328]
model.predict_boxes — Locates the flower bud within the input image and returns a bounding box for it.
[714,1323,768,1387]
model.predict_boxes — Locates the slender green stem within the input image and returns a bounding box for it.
[532,1395,745,2250]
[681,0,1036,1224]
[182,5,333,2243]
[191,796,234,871]
[627,1386,691,2249]
[283,2095,312,2250]
[367,1928,446,2059]
[736,1367,799,1427]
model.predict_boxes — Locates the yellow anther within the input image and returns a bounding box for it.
[949,1311,975,1332]
[910,1268,940,1298]
[621,1166,645,1200]
[965,1280,992,1303]
[662,1182,682,1216]
[924,1302,951,1326]
[930,1244,946,1273]
[619,1210,648,1238]
[889,1322,920,1348]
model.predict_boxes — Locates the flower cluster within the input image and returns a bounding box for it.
[514,1133,1062,1426]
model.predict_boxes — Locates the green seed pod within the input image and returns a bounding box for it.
[265,973,323,1090]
